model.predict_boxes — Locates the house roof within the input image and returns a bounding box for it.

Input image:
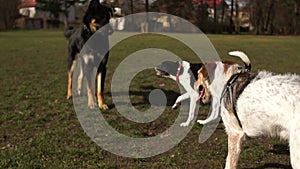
[18,0,37,9]
[193,0,250,8]
[193,0,223,8]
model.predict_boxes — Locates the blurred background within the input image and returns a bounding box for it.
[0,0,299,35]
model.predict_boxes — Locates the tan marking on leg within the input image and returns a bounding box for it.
[97,73,108,110]
[86,67,96,108]
[77,62,83,96]
[67,60,76,99]
[225,132,245,169]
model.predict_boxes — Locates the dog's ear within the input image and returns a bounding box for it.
[89,0,100,7]
[83,0,98,30]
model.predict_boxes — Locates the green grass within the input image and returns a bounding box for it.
[0,30,299,168]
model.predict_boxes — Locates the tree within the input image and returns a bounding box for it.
[0,0,19,30]
[36,0,88,28]
[213,0,217,22]
[234,0,240,34]
[250,0,300,35]
[229,0,234,33]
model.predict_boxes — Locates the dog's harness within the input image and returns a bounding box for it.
[219,69,257,130]
[220,72,243,128]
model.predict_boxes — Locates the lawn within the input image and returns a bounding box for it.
[0,30,299,169]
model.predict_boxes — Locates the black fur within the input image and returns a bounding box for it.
[189,63,203,81]
[64,1,113,70]
[155,61,181,76]
[155,61,202,80]
[155,61,202,87]
[65,0,113,105]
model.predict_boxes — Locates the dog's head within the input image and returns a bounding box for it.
[195,61,246,104]
[155,61,195,82]
[194,51,251,104]
[83,0,113,34]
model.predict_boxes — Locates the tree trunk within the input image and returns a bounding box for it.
[64,1,69,29]
[229,0,234,34]
[255,0,261,35]
[0,0,18,30]
[213,0,217,22]
[265,0,275,34]
[130,0,134,14]
[235,0,240,34]
[221,0,226,23]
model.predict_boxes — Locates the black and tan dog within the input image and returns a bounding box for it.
[64,0,113,109]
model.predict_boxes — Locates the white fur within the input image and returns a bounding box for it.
[178,61,199,127]
[196,50,300,168]
[166,61,199,127]
[228,51,251,67]
[197,62,242,125]
[222,71,300,169]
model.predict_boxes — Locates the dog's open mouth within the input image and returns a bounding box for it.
[155,67,169,77]
[197,86,206,103]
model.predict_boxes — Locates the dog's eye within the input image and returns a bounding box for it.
[237,66,243,72]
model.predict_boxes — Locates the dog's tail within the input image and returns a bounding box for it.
[64,26,76,39]
[229,51,251,71]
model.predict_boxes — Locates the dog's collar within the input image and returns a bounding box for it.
[176,63,183,85]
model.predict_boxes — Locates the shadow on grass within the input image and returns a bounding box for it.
[245,144,291,169]
[270,144,289,155]
[246,163,292,169]
[106,85,180,108]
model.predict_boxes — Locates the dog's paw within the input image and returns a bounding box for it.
[180,122,189,127]
[88,102,97,109]
[172,103,178,109]
[99,103,109,110]
[77,89,81,96]
[197,120,207,125]
[88,105,97,109]
[67,95,72,100]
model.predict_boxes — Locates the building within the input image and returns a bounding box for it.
[18,0,37,18]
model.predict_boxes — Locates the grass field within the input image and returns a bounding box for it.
[0,30,299,169]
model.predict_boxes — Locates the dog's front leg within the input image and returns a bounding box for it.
[172,93,190,109]
[85,65,96,109]
[225,132,245,169]
[180,92,198,127]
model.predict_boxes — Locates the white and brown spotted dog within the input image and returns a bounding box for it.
[195,51,300,169]
[155,61,203,127]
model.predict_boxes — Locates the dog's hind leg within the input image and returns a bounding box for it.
[197,98,220,125]
[172,93,189,109]
[97,68,108,110]
[67,59,76,99]
[289,113,300,169]
[225,132,245,169]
